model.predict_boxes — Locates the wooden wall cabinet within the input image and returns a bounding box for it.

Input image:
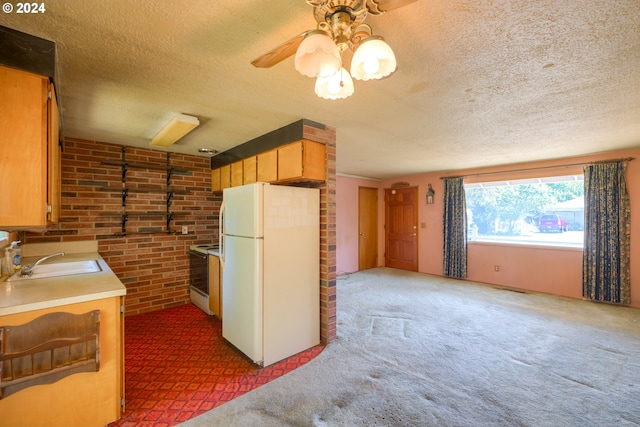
[211,168,221,192]
[209,139,325,192]
[230,161,243,187]
[0,66,61,230]
[257,149,278,182]
[220,164,231,190]
[243,156,257,185]
[277,139,326,182]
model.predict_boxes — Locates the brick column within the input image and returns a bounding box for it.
[303,123,337,343]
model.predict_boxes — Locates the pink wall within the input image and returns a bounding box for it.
[336,148,640,308]
[336,175,381,275]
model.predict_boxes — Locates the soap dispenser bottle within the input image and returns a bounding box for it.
[8,240,22,272]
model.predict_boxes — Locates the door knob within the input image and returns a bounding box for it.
[359,232,364,236]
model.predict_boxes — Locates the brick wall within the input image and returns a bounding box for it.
[24,138,220,315]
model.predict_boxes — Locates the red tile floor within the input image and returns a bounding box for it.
[110,304,324,427]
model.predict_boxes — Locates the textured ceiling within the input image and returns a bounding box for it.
[1,1,639,179]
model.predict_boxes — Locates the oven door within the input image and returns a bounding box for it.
[189,250,209,296]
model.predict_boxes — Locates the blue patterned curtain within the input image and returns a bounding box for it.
[443,177,467,279]
[583,161,630,304]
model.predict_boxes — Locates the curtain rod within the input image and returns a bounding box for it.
[440,157,635,180]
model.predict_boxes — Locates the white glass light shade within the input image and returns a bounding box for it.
[350,36,397,81]
[315,67,354,100]
[294,30,341,78]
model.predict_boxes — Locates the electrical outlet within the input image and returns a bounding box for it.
[494,265,500,272]
[181,225,188,235]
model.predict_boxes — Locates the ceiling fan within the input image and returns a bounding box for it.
[251,0,418,99]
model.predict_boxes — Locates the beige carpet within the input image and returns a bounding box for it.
[181,267,640,426]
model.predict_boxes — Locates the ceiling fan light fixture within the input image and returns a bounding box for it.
[315,67,354,100]
[350,35,397,81]
[294,29,341,78]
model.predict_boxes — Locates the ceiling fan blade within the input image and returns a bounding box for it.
[367,0,419,14]
[251,31,310,68]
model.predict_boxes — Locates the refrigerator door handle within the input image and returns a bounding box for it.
[219,200,225,266]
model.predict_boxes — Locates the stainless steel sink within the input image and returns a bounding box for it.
[5,260,102,282]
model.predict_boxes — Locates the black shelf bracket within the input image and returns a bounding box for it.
[166,212,174,233]
[166,153,173,185]
[121,213,128,235]
[167,190,175,208]
[121,188,129,207]
[121,146,128,182]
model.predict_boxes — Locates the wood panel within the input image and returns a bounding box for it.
[220,164,231,189]
[277,140,325,182]
[0,297,123,427]
[208,254,221,318]
[211,168,221,192]
[243,156,257,185]
[0,66,48,228]
[230,161,243,187]
[257,149,277,182]
[48,83,60,224]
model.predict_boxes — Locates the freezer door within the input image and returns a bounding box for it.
[222,182,264,238]
[221,234,263,365]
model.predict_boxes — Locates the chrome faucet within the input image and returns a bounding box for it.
[19,252,65,277]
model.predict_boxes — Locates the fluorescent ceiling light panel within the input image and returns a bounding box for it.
[150,113,200,147]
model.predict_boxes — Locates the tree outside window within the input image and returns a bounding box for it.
[465,175,584,247]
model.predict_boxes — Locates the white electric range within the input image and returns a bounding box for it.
[188,244,218,314]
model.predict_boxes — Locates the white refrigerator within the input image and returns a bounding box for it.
[219,182,320,366]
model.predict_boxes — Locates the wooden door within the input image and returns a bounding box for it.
[358,187,378,270]
[385,187,418,271]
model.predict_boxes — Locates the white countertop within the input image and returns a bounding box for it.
[0,250,126,317]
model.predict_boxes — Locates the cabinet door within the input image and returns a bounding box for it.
[230,161,243,187]
[301,140,326,181]
[47,83,61,224]
[211,168,221,192]
[243,156,257,185]
[208,255,221,318]
[0,66,48,228]
[257,149,277,182]
[220,165,231,189]
[277,139,326,182]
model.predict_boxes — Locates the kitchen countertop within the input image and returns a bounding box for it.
[0,250,126,317]
[189,244,220,257]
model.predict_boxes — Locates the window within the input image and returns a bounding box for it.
[465,174,584,248]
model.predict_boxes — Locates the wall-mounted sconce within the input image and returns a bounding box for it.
[426,184,435,204]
